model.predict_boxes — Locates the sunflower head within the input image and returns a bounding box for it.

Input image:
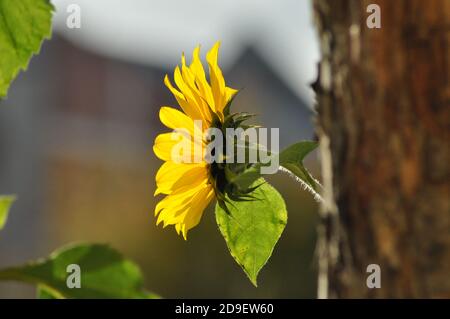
[153,42,260,239]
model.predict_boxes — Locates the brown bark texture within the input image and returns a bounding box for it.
[313,0,449,298]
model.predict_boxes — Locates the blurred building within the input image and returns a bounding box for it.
[0,0,320,298]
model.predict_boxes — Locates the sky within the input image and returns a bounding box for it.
[52,0,320,106]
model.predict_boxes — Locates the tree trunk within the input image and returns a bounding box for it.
[313,0,449,298]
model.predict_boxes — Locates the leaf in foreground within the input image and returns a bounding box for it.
[215,179,287,286]
[0,0,54,97]
[0,243,157,298]
[0,195,16,231]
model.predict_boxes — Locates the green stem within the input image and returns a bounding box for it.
[0,267,24,281]
[0,267,64,298]
[278,166,324,202]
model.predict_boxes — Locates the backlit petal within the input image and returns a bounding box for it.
[155,161,208,195]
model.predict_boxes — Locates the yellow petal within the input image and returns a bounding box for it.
[164,74,184,101]
[190,46,207,84]
[181,56,212,124]
[181,187,215,238]
[190,46,216,113]
[163,185,214,239]
[155,181,209,222]
[175,223,182,235]
[164,74,201,121]
[155,161,208,195]
[206,41,226,115]
[153,132,193,162]
[225,87,238,103]
[159,106,201,137]
[173,67,205,121]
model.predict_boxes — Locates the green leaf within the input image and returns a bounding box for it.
[278,141,320,192]
[0,195,16,231]
[0,0,54,98]
[37,285,58,299]
[0,243,156,298]
[279,141,318,166]
[231,141,319,194]
[36,285,161,299]
[228,164,261,191]
[215,179,287,286]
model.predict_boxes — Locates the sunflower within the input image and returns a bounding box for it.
[153,42,238,239]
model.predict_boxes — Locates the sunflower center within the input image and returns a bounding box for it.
[206,110,257,204]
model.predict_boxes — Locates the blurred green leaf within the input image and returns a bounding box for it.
[36,285,58,299]
[0,195,16,231]
[215,179,287,286]
[36,284,161,299]
[0,243,158,298]
[0,0,54,97]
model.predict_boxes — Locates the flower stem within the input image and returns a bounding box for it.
[277,166,324,203]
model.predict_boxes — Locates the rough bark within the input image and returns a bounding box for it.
[313,0,449,298]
